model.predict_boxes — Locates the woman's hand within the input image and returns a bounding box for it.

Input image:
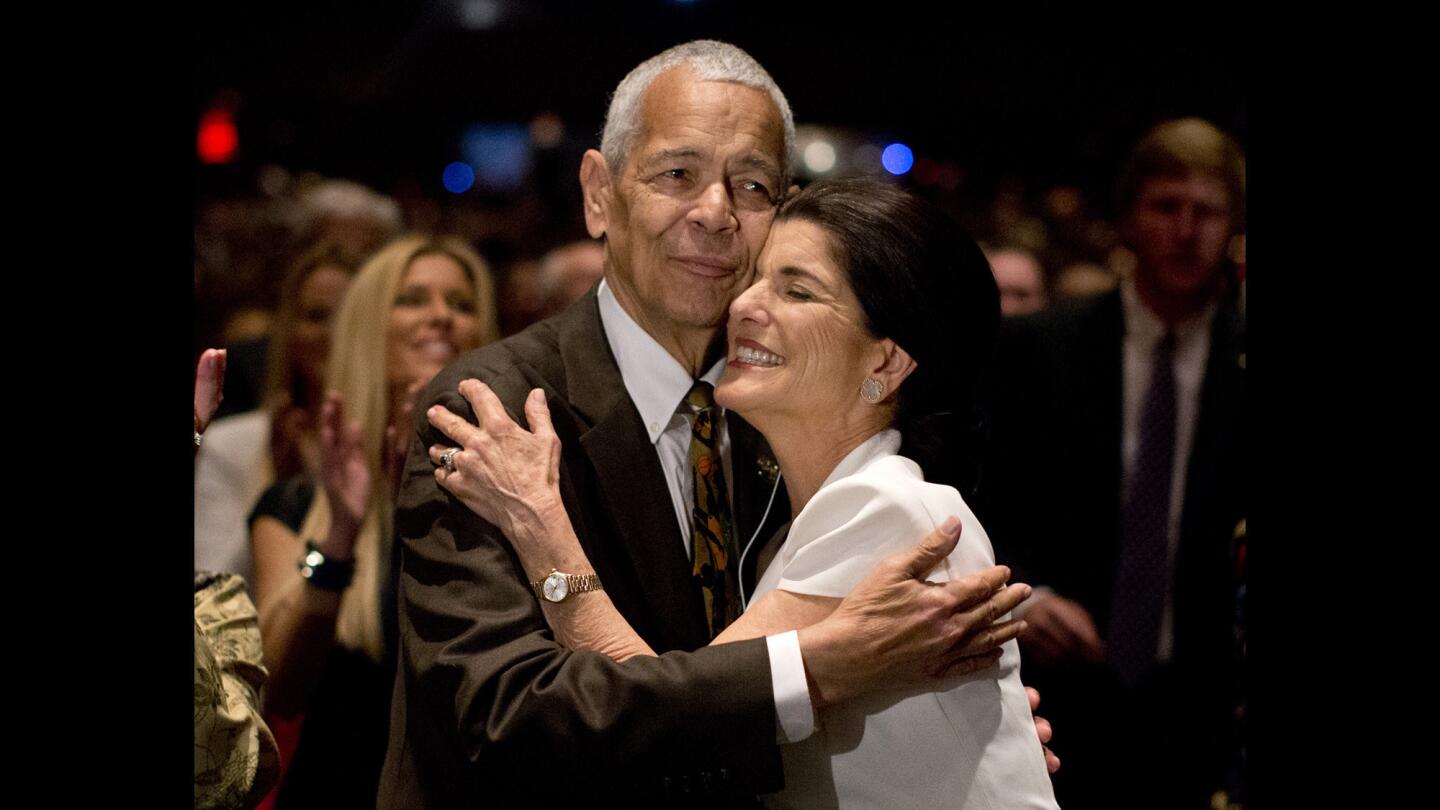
[427,381,567,558]
[317,391,369,559]
[194,348,226,455]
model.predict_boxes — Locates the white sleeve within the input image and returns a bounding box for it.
[766,630,815,743]
[774,466,993,598]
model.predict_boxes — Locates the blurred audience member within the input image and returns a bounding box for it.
[221,307,276,348]
[248,235,498,808]
[986,246,1049,317]
[196,243,364,590]
[500,238,604,334]
[979,117,1245,809]
[294,178,405,260]
[1054,261,1120,301]
[213,178,405,417]
[194,347,281,810]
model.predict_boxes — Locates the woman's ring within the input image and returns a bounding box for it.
[439,447,459,473]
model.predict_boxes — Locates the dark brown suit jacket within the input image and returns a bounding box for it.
[377,290,791,809]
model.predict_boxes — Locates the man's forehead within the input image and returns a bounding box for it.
[1141,172,1231,209]
[632,70,785,167]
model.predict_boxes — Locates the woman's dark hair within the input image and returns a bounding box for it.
[777,177,1000,494]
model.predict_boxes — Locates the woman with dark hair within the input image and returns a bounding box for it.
[427,178,1057,808]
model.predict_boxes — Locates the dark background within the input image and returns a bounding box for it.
[195,0,1244,216]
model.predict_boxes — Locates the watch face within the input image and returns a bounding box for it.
[543,572,569,602]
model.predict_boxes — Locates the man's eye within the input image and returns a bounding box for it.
[739,180,771,197]
[786,288,813,302]
[661,169,688,181]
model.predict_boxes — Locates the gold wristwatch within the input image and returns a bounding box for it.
[529,569,603,603]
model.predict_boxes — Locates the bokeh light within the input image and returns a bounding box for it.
[442,162,476,194]
[197,109,238,164]
[803,140,837,174]
[881,143,914,175]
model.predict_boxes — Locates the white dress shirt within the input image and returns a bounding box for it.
[1119,278,1218,661]
[597,280,815,743]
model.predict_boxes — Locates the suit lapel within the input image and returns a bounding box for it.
[555,295,711,649]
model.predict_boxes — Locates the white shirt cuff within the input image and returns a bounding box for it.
[766,630,815,743]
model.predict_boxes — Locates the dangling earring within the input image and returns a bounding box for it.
[860,378,886,404]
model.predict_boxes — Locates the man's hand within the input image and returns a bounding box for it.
[1016,593,1103,667]
[797,516,1032,708]
[1027,686,1061,774]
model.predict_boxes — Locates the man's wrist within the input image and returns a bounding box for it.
[794,622,852,710]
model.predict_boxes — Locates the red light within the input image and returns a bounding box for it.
[198,109,238,164]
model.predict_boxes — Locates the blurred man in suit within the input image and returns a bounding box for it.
[979,117,1246,810]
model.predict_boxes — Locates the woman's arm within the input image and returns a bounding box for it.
[251,514,347,715]
[429,380,841,659]
[251,392,369,716]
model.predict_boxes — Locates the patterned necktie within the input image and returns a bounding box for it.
[1107,332,1177,687]
[686,381,740,638]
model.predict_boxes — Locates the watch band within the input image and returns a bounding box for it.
[529,569,603,602]
[298,540,355,592]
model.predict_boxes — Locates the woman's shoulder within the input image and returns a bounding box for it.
[789,453,993,582]
[831,453,970,525]
[776,453,981,597]
[248,474,316,533]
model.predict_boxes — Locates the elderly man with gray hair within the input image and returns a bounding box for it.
[378,41,1040,808]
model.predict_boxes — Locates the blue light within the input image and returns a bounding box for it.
[461,124,532,191]
[442,162,476,194]
[881,143,914,175]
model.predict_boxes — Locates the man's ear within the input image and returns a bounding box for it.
[579,149,612,239]
[870,339,917,402]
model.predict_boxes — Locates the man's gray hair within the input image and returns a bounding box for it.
[600,40,796,186]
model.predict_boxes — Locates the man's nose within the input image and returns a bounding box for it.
[689,181,738,233]
[1174,205,1198,240]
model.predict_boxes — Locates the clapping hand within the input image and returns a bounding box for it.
[317,391,369,559]
[194,348,227,454]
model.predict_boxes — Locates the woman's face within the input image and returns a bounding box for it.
[386,252,482,388]
[716,218,883,426]
[292,264,353,392]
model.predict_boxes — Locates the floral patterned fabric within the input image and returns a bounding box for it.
[194,572,279,809]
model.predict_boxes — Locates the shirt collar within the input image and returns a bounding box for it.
[1120,276,1219,347]
[597,278,727,444]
